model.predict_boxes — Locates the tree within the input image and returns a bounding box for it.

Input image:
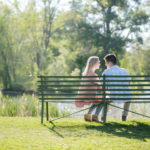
[120,44,150,75]
[0,5,13,89]
[70,0,149,55]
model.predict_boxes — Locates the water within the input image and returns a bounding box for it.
[56,102,150,119]
[53,86,150,119]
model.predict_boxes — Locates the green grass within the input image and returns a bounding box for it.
[0,117,150,150]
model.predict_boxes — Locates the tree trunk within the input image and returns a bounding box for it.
[36,52,40,67]
[1,50,12,89]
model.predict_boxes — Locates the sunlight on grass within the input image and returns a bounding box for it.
[0,117,150,150]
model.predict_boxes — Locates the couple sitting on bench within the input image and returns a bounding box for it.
[75,54,131,122]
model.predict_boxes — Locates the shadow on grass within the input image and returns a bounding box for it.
[44,120,150,141]
[43,124,64,138]
[86,121,150,141]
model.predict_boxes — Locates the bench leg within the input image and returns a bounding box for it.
[46,102,49,121]
[103,102,108,124]
[41,100,44,124]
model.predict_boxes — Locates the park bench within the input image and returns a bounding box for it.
[37,75,150,124]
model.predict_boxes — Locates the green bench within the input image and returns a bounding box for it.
[37,75,150,124]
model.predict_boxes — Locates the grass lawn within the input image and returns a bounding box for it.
[0,117,150,150]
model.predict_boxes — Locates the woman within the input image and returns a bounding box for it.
[75,56,103,122]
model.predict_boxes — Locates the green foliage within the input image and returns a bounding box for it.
[0,94,38,116]
[0,0,150,90]
[68,0,150,68]
[0,94,67,117]
[49,104,60,117]
[120,45,150,75]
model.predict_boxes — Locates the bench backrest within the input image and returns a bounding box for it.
[38,75,150,103]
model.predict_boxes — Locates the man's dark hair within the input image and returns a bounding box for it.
[104,54,117,64]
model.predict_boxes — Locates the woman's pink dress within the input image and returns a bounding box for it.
[75,73,103,108]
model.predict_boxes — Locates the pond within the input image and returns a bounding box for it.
[57,101,150,119]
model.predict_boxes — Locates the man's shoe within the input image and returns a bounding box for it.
[92,115,100,122]
[84,114,92,122]
[122,116,127,121]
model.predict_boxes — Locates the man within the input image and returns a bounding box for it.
[100,54,131,121]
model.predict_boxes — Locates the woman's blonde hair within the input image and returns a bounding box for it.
[82,56,99,76]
